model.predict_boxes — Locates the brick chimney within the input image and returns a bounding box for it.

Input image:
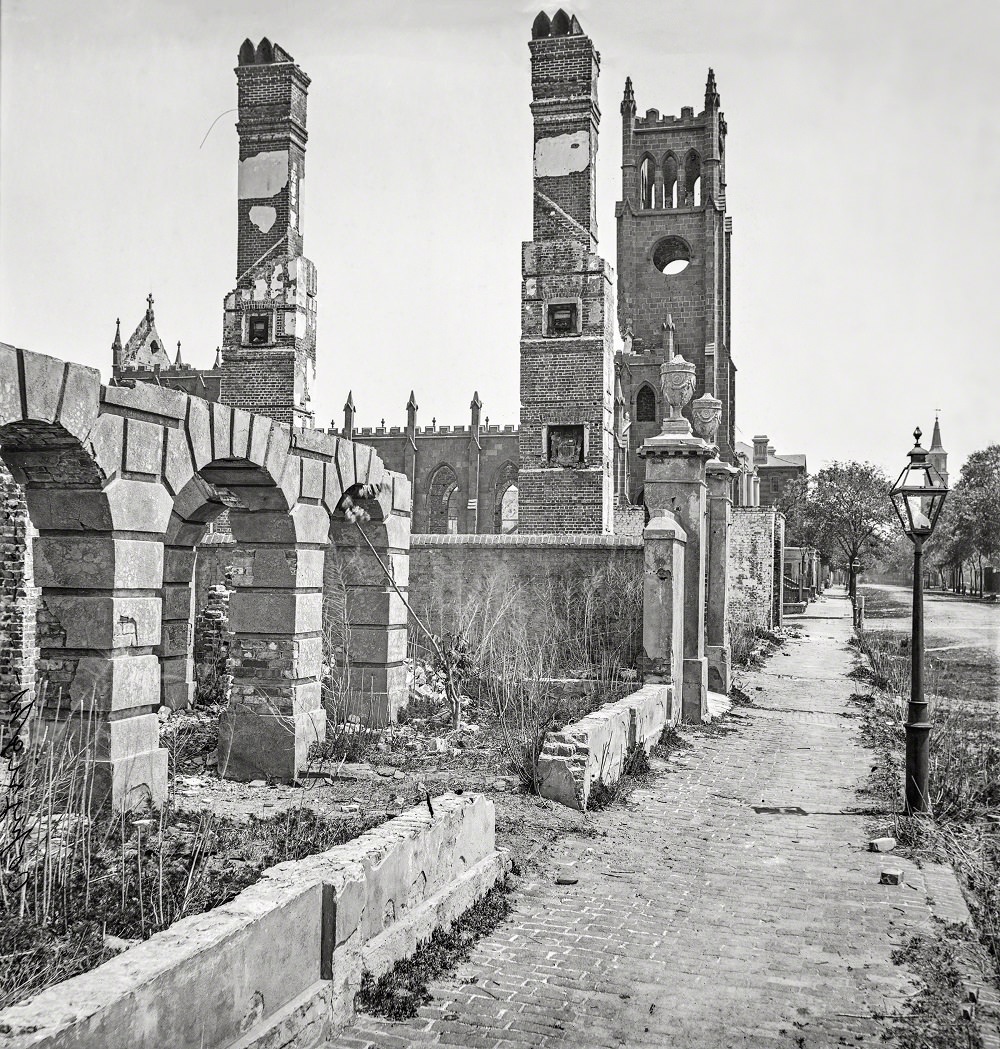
[753,435,769,466]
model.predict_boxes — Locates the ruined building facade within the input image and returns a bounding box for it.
[108,15,744,537]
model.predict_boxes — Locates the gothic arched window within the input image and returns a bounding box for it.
[685,150,702,206]
[426,463,460,535]
[636,384,657,423]
[662,154,678,209]
[638,156,655,210]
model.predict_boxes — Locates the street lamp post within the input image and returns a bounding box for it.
[849,556,861,618]
[890,428,949,816]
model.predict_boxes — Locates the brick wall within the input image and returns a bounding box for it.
[0,460,37,711]
[409,534,642,636]
[729,507,785,632]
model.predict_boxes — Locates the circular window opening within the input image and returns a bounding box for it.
[652,237,691,275]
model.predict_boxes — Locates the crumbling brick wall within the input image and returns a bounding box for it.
[729,507,784,632]
[0,460,37,710]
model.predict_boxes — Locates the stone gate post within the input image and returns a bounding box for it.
[640,357,714,722]
[641,513,686,721]
[705,456,738,694]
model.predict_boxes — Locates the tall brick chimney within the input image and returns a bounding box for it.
[220,38,317,427]
[753,435,769,466]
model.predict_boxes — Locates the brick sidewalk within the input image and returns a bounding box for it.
[329,594,971,1048]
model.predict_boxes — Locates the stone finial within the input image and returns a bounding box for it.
[662,314,676,358]
[175,340,183,367]
[112,318,122,352]
[705,68,720,107]
[659,354,696,435]
[146,292,155,321]
[621,76,636,117]
[213,346,222,369]
[691,393,723,448]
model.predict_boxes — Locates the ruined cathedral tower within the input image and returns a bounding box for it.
[616,70,735,499]
[220,39,317,426]
[518,10,616,534]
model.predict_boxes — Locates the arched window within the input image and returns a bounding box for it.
[493,463,519,534]
[685,150,702,207]
[636,384,656,423]
[500,485,518,534]
[638,156,655,210]
[427,463,460,534]
[662,154,678,209]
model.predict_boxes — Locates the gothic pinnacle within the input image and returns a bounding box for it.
[705,68,720,106]
[621,76,636,116]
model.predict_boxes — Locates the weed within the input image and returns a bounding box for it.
[355,880,514,1020]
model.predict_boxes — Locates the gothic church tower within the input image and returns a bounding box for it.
[518,10,616,534]
[220,39,317,427]
[616,71,735,498]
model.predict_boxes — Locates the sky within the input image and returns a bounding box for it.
[2,0,998,478]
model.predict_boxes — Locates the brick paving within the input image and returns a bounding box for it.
[330,594,971,1048]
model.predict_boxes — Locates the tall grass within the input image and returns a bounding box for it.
[411,564,642,790]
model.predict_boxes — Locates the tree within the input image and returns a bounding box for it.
[928,445,1000,594]
[804,462,896,600]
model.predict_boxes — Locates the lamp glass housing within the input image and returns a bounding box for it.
[890,433,948,542]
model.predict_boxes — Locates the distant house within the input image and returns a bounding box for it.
[735,436,807,507]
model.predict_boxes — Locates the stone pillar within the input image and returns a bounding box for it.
[159,546,197,710]
[218,507,327,781]
[641,513,686,723]
[705,457,737,694]
[32,526,167,809]
[640,357,714,723]
[329,507,411,726]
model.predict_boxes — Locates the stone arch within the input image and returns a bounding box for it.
[492,461,519,534]
[426,462,461,534]
[635,384,657,423]
[0,346,170,808]
[662,152,679,209]
[161,400,331,782]
[638,154,656,210]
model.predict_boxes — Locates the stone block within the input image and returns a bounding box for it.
[682,656,708,723]
[162,423,194,495]
[57,361,102,442]
[291,501,333,545]
[229,590,322,635]
[217,707,326,781]
[869,838,897,853]
[247,412,272,468]
[880,868,904,886]
[336,438,356,494]
[123,418,163,475]
[105,477,174,532]
[227,508,298,544]
[228,546,324,589]
[70,653,161,713]
[85,412,124,479]
[344,587,407,626]
[346,624,408,665]
[227,407,250,463]
[43,595,161,650]
[163,545,197,582]
[185,396,213,471]
[161,580,194,621]
[21,348,64,424]
[159,618,193,657]
[706,643,731,695]
[33,536,163,590]
[298,455,325,502]
[101,381,187,423]
[0,342,21,425]
[91,745,168,809]
[210,402,234,463]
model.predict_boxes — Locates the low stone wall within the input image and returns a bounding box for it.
[0,794,509,1049]
[536,682,673,811]
[409,533,643,634]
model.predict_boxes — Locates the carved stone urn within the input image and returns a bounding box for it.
[659,354,696,434]
[691,393,723,448]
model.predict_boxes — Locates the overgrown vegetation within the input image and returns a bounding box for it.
[410,564,642,792]
[853,623,1000,994]
[0,727,384,1009]
[355,880,513,1020]
[886,925,983,1049]
[587,743,653,810]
